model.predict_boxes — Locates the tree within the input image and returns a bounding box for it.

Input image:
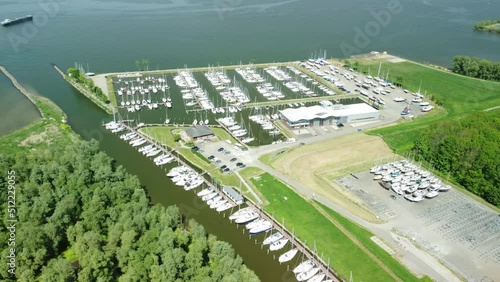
[135,60,141,71]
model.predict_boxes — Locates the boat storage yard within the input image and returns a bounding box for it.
[336,160,500,280]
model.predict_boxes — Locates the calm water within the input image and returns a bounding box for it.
[1,0,499,280]
[0,73,40,135]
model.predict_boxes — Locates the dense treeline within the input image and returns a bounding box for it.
[452,56,500,81]
[0,140,259,282]
[412,112,500,206]
[474,19,500,33]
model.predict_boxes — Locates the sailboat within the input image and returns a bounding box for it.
[164,110,170,124]
[204,111,209,125]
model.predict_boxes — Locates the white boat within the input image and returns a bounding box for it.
[296,267,320,281]
[155,157,173,166]
[216,202,233,212]
[249,220,273,234]
[307,273,326,282]
[197,188,213,197]
[278,248,298,263]
[234,211,259,224]
[210,199,226,209]
[269,238,288,251]
[246,218,266,230]
[202,192,218,201]
[293,260,315,274]
[131,139,147,147]
[421,105,434,112]
[419,101,430,106]
[439,185,451,192]
[207,195,222,205]
[425,190,439,198]
[263,232,283,245]
[146,149,162,157]
[393,97,405,102]
[229,207,253,220]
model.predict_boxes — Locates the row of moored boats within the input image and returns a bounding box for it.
[228,207,333,281]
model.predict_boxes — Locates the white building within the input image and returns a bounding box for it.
[279,102,379,128]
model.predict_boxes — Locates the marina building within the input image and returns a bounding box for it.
[279,102,379,128]
[183,125,215,142]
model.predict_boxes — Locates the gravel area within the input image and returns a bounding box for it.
[336,165,500,281]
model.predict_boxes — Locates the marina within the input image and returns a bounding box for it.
[105,119,342,282]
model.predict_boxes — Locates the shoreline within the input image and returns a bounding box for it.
[53,64,115,115]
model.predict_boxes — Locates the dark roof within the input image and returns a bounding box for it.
[185,125,214,138]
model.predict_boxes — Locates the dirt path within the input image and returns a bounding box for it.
[310,201,403,282]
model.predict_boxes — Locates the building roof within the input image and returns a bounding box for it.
[279,103,378,123]
[185,125,215,138]
[223,186,244,204]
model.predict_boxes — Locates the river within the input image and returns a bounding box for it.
[1,0,499,281]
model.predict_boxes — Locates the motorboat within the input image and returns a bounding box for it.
[202,192,218,201]
[197,188,213,197]
[278,248,298,263]
[393,97,405,102]
[269,238,288,251]
[234,211,259,224]
[246,218,266,230]
[207,195,222,206]
[426,190,439,198]
[249,220,273,235]
[263,232,283,245]
[421,105,434,112]
[229,207,253,220]
[216,202,233,212]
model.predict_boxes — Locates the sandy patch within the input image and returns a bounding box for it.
[268,133,397,222]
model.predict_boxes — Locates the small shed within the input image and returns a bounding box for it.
[223,186,244,205]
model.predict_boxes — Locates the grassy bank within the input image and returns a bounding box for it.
[474,19,500,33]
[346,58,500,152]
[250,170,428,282]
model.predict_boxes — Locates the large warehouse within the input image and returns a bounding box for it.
[279,102,379,128]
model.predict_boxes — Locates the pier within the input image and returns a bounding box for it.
[243,94,362,109]
[113,120,343,282]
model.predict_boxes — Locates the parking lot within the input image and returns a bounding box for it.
[195,141,247,174]
[335,168,500,280]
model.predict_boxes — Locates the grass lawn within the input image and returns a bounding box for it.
[251,172,416,282]
[346,58,500,152]
[140,126,242,187]
[314,201,433,282]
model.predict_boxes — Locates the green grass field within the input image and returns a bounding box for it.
[347,59,500,152]
[250,171,429,282]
